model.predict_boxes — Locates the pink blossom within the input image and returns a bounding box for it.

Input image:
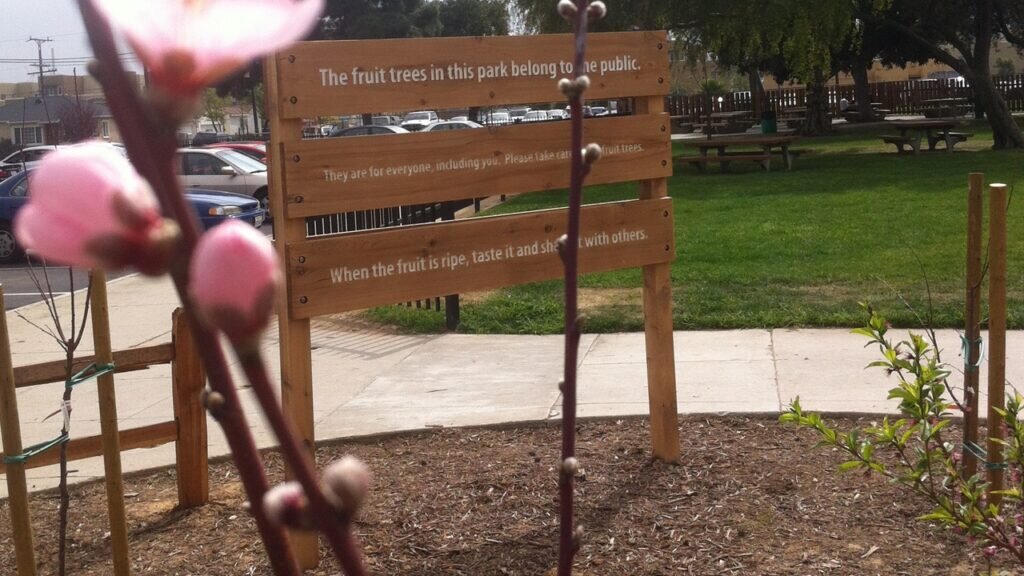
[93,0,325,96]
[14,141,170,273]
[189,220,280,342]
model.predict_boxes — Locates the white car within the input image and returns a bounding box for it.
[0,146,57,176]
[400,111,439,131]
[175,148,269,209]
[486,112,511,126]
[547,109,569,120]
[421,120,483,132]
[523,110,549,122]
[0,143,127,178]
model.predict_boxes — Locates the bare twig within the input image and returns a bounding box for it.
[557,2,600,575]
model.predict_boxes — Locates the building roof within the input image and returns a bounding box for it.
[0,96,111,124]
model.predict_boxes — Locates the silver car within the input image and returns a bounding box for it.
[175,148,269,209]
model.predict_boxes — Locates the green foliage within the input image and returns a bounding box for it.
[996,58,1017,76]
[513,0,684,34]
[200,88,232,132]
[781,307,1024,564]
[437,0,509,36]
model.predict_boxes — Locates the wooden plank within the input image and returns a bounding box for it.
[90,271,131,576]
[987,183,1008,504]
[266,51,320,569]
[636,95,680,463]
[277,31,670,118]
[14,343,175,389]
[282,114,671,217]
[0,421,178,475]
[286,198,674,318]
[0,287,37,576]
[171,309,208,508]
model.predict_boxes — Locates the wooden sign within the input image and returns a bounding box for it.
[275,31,670,117]
[283,114,671,217]
[285,198,674,318]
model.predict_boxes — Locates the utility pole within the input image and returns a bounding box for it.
[27,37,56,97]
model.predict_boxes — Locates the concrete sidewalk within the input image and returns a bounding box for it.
[2,272,1022,497]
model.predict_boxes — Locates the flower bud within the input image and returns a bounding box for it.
[189,220,281,344]
[587,1,607,20]
[583,143,603,164]
[322,455,372,514]
[558,77,574,95]
[14,141,170,273]
[576,75,591,92]
[557,0,578,19]
[263,482,313,529]
[561,456,579,478]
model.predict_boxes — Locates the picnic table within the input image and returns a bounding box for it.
[881,119,971,154]
[704,111,755,134]
[920,97,972,118]
[680,134,802,173]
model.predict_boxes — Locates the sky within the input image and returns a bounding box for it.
[0,0,142,84]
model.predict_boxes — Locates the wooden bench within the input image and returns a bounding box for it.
[880,135,920,154]
[927,131,972,150]
[682,153,772,173]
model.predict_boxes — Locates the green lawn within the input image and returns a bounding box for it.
[367,121,1024,334]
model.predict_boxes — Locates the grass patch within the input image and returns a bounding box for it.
[367,121,1024,334]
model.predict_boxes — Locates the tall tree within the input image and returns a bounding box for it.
[680,1,855,134]
[514,0,683,34]
[868,0,1024,148]
[437,0,509,36]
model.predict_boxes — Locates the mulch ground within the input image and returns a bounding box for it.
[0,415,1017,575]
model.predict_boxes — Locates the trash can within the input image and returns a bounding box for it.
[761,110,777,134]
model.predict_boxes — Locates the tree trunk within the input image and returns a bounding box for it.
[972,73,1024,148]
[803,70,831,135]
[748,68,765,119]
[851,65,872,121]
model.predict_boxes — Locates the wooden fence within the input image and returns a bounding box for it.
[0,306,208,576]
[666,74,1024,120]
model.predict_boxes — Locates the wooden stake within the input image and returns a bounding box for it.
[90,270,131,575]
[172,308,209,508]
[265,53,319,569]
[987,183,1008,504]
[963,173,983,480]
[0,285,38,576]
[636,95,680,462]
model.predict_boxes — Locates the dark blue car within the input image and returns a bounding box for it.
[0,170,266,263]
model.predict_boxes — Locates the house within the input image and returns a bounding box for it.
[0,96,118,145]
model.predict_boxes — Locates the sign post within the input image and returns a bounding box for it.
[266,31,679,568]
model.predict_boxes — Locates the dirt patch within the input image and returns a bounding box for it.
[0,416,1011,575]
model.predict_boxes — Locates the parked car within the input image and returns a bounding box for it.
[400,111,439,131]
[371,115,402,126]
[509,107,531,123]
[0,170,265,263]
[522,110,549,122]
[546,109,569,120]
[421,120,483,132]
[329,125,410,137]
[0,146,59,176]
[450,116,469,122]
[0,143,127,177]
[590,106,609,117]
[174,148,269,210]
[485,111,511,126]
[190,132,231,146]
[204,141,267,163]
